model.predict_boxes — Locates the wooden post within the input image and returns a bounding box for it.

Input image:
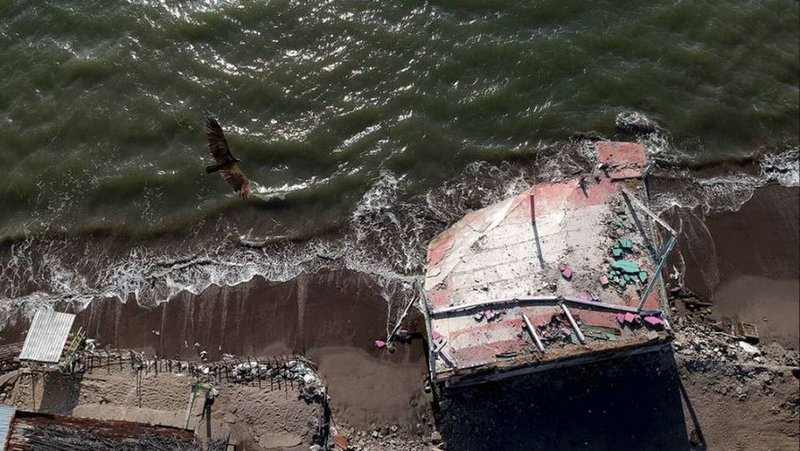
[529,193,535,221]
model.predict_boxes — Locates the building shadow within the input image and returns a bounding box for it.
[437,350,690,451]
[35,372,82,415]
[678,376,707,450]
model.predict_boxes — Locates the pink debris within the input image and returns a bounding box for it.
[644,316,664,327]
[561,327,572,336]
[558,263,566,271]
[431,330,442,341]
[599,275,609,287]
[374,340,386,349]
[617,313,626,325]
[623,312,636,324]
[560,265,573,280]
[579,292,591,301]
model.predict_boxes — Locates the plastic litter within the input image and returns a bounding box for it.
[611,260,640,274]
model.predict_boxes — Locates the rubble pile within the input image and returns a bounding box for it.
[601,203,650,293]
[671,307,799,407]
[193,355,328,403]
[535,313,584,346]
[327,425,432,451]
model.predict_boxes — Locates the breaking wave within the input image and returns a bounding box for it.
[1,136,797,328]
[649,172,765,215]
[760,147,800,188]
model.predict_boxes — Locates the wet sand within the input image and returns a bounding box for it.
[665,184,799,349]
[0,269,431,428]
[713,276,799,349]
[308,346,429,429]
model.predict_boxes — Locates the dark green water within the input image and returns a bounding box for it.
[1,0,798,238]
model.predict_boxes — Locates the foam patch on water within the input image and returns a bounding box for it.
[1,139,795,329]
[649,171,765,216]
[0,291,61,328]
[649,146,798,216]
[0,154,552,324]
[760,147,799,187]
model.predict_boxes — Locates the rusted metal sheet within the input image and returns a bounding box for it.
[18,310,75,363]
[423,141,673,386]
[6,411,196,450]
[0,405,15,450]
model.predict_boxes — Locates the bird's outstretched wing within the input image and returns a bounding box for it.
[204,117,237,166]
[202,117,251,199]
[221,164,250,198]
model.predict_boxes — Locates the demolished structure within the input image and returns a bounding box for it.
[423,142,677,387]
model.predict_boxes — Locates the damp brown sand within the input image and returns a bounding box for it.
[665,184,799,349]
[0,268,431,428]
[713,276,799,349]
[308,346,430,430]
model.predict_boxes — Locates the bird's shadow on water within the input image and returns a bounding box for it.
[437,350,697,451]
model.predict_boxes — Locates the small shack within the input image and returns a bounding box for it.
[18,311,76,365]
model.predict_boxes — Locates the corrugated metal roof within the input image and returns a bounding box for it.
[19,310,75,363]
[0,405,15,450]
[6,411,197,449]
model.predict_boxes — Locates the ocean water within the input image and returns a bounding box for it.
[0,1,798,310]
[1,0,797,240]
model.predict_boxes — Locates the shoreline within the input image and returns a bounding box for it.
[662,183,799,349]
[0,155,798,447]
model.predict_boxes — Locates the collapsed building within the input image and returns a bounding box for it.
[422,141,677,387]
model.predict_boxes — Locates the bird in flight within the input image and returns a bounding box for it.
[203,117,251,200]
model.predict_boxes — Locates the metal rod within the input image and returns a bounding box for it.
[637,235,677,311]
[621,188,677,235]
[432,295,559,315]
[622,189,658,262]
[430,294,655,317]
[561,304,585,344]
[386,293,418,345]
[520,312,545,353]
[438,349,455,367]
[431,337,455,367]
